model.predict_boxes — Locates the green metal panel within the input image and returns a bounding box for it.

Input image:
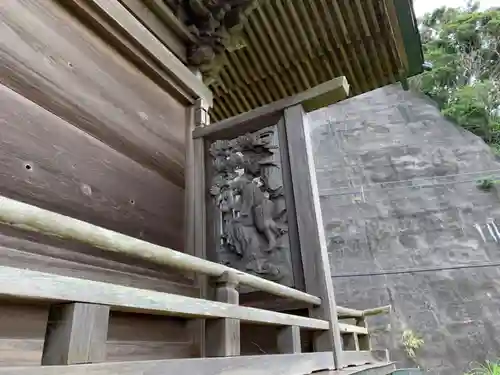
[394,0,425,77]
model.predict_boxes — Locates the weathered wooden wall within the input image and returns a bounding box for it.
[0,0,199,365]
[0,302,197,366]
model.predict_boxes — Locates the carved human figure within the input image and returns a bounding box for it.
[231,173,280,252]
[209,128,293,286]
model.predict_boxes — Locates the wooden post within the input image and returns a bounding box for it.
[205,272,240,357]
[42,303,110,365]
[356,317,371,351]
[343,332,360,351]
[186,98,209,357]
[283,104,343,369]
[277,326,301,354]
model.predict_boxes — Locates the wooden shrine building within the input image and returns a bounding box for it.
[0,0,423,374]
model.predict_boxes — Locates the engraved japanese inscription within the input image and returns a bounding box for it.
[209,126,294,288]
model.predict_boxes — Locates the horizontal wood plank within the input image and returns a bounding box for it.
[0,82,184,249]
[0,232,197,296]
[117,0,187,62]
[338,324,368,335]
[193,77,349,140]
[0,303,48,366]
[0,0,188,186]
[341,351,379,367]
[0,353,334,375]
[0,266,328,330]
[106,311,197,360]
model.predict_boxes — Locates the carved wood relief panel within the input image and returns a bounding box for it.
[208,125,295,290]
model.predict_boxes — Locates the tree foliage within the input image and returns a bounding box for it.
[412,1,500,148]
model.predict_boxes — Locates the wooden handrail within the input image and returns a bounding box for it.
[337,305,391,318]
[0,265,328,330]
[0,195,320,305]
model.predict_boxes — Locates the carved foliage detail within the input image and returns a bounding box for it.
[209,128,293,287]
[164,0,257,79]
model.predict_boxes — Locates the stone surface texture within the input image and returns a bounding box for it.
[308,85,500,374]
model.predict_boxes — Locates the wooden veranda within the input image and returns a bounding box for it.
[0,0,423,374]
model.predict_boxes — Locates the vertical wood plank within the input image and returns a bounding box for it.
[185,98,209,357]
[42,303,110,365]
[283,104,342,369]
[205,272,240,357]
[277,326,301,354]
[277,118,305,291]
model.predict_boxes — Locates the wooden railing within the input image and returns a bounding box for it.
[0,195,319,305]
[0,194,388,374]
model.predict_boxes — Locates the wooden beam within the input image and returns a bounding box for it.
[42,303,109,365]
[0,266,328,330]
[193,77,349,140]
[0,195,320,306]
[277,326,301,354]
[338,324,368,335]
[0,352,334,375]
[143,0,196,43]
[117,0,187,62]
[85,0,212,105]
[284,104,342,369]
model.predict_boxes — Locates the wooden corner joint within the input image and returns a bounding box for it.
[214,271,239,289]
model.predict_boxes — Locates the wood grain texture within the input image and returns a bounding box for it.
[42,303,110,365]
[277,326,301,354]
[284,104,342,368]
[117,0,186,62]
[0,266,329,330]
[0,230,197,297]
[0,303,48,366]
[0,82,184,250]
[0,194,321,306]
[0,0,188,187]
[206,273,240,357]
[86,0,212,104]
[106,312,196,361]
[63,0,192,105]
[277,117,306,292]
[184,100,206,355]
[0,352,334,375]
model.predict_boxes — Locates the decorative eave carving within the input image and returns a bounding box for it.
[164,0,257,83]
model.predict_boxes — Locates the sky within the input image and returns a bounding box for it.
[413,0,498,17]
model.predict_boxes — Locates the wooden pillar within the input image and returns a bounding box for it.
[42,303,110,365]
[185,97,210,357]
[205,272,240,357]
[283,104,343,369]
[277,326,301,354]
